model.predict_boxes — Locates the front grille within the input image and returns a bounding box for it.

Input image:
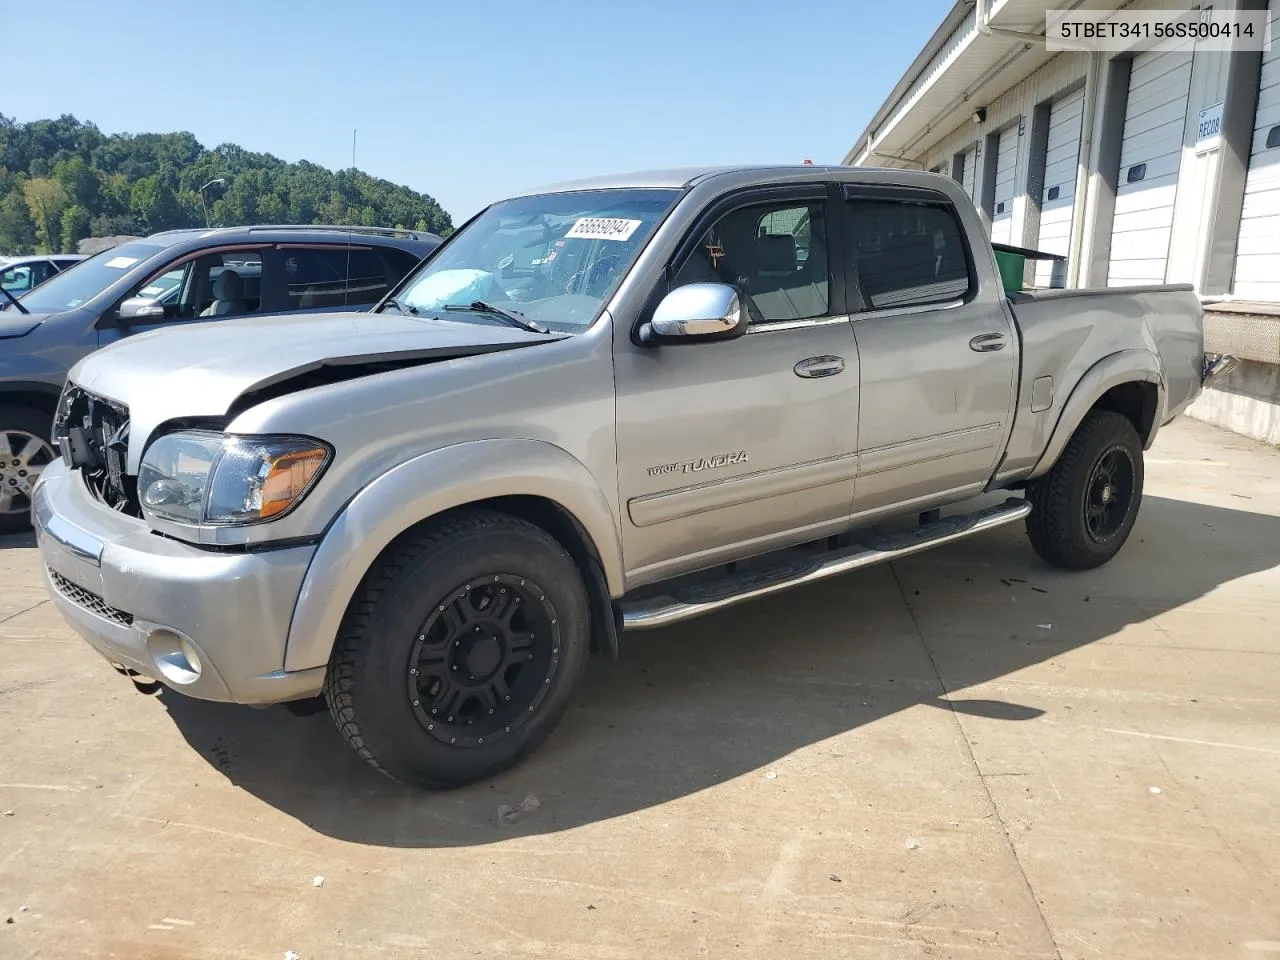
[47,568,134,627]
[55,385,138,515]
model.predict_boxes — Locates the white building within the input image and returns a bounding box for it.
[847,0,1280,442]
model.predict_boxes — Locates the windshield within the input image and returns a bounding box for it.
[392,188,680,332]
[12,241,164,313]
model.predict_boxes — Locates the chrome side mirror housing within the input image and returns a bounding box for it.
[640,282,748,345]
[117,296,166,323]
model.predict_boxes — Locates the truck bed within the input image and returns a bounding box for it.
[994,283,1204,484]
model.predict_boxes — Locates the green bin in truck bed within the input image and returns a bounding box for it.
[991,242,1068,293]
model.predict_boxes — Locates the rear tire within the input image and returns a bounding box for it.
[324,510,591,789]
[0,405,57,536]
[1025,410,1144,570]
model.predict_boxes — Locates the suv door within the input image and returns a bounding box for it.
[614,185,861,584]
[842,184,1017,519]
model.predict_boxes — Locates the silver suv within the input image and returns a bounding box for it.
[0,225,439,533]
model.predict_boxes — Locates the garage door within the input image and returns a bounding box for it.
[957,144,978,201]
[990,126,1019,244]
[1108,47,1193,286]
[1232,5,1280,302]
[1035,89,1085,285]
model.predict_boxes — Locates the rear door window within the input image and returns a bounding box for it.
[281,246,406,310]
[845,199,972,310]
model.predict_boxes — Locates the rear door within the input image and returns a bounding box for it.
[842,185,1017,519]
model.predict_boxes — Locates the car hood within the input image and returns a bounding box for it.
[0,311,54,339]
[67,310,565,471]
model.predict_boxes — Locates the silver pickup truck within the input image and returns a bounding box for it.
[32,166,1228,789]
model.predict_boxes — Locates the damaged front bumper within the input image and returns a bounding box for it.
[33,460,325,704]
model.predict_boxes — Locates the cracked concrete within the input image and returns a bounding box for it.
[1,418,1277,958]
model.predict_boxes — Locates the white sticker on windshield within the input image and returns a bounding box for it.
[564,217,642,242]
[104,256,139,269]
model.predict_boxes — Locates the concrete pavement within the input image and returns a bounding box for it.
[1,417,1277,959]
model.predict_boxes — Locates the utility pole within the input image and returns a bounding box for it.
[352,129,357,170]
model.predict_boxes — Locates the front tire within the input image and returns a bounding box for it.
[324,510,591,789]
[1025,410,1144,570]
[0,405,57,536]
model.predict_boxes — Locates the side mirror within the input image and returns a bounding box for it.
[640,282,748,345]
[117,296,166,323]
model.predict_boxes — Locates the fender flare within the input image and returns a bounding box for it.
[283,438,624,673]
[1028,350,1164,480]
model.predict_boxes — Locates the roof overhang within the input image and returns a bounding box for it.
[847,0,1123,166]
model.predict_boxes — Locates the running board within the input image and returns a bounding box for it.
[619,497,1031,630]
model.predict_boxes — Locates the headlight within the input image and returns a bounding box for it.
[138,431,331,525]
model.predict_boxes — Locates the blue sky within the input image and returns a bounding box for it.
[3,0,950,222]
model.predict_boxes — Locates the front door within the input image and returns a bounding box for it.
[97,246,267,347]
[614,187,861,585]
[841,185,1017,520]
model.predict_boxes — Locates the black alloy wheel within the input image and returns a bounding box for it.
[1083,445,1136,544]
[407,575,561,747]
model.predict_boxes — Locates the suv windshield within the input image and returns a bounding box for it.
[393,188,680,332]
[10,241,164,313]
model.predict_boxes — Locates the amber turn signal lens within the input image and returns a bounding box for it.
[259,447,329,518]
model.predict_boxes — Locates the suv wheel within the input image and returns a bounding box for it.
[1025,410,1144,570]
[0,406,57,536]
[325,510,591,789]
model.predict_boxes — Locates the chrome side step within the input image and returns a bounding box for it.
[619,497,1031,630]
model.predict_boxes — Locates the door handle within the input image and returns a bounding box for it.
[794,355,846,378]
[969,333,1007,352]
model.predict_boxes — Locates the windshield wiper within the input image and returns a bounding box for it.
[380,297,418,315]
[0,286,28,314]
[443,300,550,334]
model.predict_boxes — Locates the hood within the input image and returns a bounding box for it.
[0,311,53,340]
[68,310,564,471]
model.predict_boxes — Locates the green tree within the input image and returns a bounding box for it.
[60,204,91,251]
[53,156,100,209]
[23,177,69,251]
[129,175,180,232]
[0,114,454,245]
[0,189,38,253]
[257,192,284,222]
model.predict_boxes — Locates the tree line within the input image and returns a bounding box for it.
[0,114,453,254]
